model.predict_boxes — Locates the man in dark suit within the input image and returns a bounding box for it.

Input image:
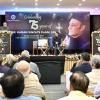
[70,52,92,73]
[48,31,62,55]
[0,22,9,31]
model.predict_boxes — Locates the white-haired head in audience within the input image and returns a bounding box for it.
[15,60,31,77]
[91,54,100,69]
[6,54,17,64]
[21,50,30,58]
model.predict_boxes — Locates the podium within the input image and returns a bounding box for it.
[0,31,11,54]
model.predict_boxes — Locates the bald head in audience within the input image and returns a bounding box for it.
[14,61,45,100]
[15,60,31,77]
[70,71,89,93]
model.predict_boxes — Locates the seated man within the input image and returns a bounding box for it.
[15,60,46,100]
[18,50,41,79]
[58,71,96,100]
[0,55,10,73]
[86,54,100,93]
[0,69,42,100]
[94,82,100,99]
[70,52,92,73]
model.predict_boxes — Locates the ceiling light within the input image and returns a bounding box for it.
[82,0,86,2]
[35,3,38,6]
[95,8,98,10]
[59,0,62,2]
[57,3,60,6]
[78,3,82,6]
[12,2,16,6]
[11,0,14,2]
[35,0,38,2]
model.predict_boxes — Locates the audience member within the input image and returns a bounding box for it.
[4,54,17,68]
[15,60,46,100]
[30,62,41,79]
[70,52,92,73]
[0,69,42,100]
[71,55,81,68]
[94,82,100,99]
[18,50,41,79]
[0,55,10,73]
[87,54,100,91]
[58,71,96,100]
[18,50,30,62]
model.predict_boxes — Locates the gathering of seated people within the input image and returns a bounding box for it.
[14,60,46,100]
[65,52,100,99]
[17,50,41,79]
[59,71,96,100]
[0,50,100,99]
[0,50,45,100]
[0,69,42,100]
[86,54,100,93]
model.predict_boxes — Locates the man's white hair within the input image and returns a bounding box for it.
[91,54,100,66]
[21,50,30,58]
[6,54,16,64]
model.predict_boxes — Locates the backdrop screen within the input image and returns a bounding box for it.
[6,12,90,54]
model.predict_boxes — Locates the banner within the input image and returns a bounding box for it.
[92,31,100,54]
[5,12,90,53]
[0,31,11,54]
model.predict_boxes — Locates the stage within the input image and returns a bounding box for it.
[30,55,65,84]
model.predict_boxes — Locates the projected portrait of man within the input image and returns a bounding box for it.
[63,13,90,50]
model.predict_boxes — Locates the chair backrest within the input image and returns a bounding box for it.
[38,39,48,49]
[33,41,38,48]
